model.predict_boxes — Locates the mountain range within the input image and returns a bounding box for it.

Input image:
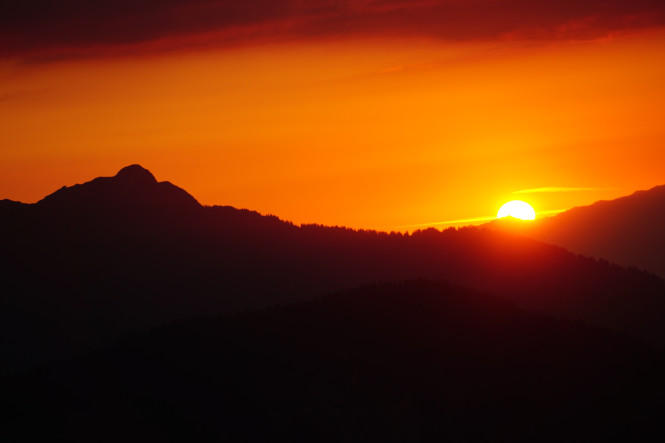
[2,165,665,440]
[3,165,665,370]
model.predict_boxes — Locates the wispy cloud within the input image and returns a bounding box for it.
[396,215,498,229]
[536,208,567,216]
[514,187,615,194]
[394,208,568,230]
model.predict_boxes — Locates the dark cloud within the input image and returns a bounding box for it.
[2,0,664,59]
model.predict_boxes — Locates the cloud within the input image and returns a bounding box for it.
[514,187,615,194]
[2,0,664,59]
[394,207,567,230]
[397,214,499,229]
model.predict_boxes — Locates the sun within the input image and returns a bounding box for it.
[497,200,536,220]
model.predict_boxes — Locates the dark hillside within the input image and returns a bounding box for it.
[2,281,662,442]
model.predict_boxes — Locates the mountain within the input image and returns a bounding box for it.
[37,164,201,213]
[2,281,663,442]
[487,185,665,279]
[2,166,665,374]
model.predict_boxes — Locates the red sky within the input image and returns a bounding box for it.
[2,0,665,230]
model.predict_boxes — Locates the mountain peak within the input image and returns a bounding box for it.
[36,164,200,212]
[115,164,157,185]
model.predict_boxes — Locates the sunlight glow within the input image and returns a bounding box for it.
[497,200,536,220]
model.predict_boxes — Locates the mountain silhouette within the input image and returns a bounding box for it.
[2,281,663,441]
[37,164,200,213]
[2,166,665,375]
[487,185,665,278]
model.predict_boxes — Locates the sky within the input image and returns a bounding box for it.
[2,0,665,230]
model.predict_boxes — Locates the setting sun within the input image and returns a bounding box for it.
[497,200,536,220]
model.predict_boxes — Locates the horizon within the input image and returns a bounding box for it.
[2,162,628,232]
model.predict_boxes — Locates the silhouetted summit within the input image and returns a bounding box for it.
[114,164,158,185]
[37,164,200,215]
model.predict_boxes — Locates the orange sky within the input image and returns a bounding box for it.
[2,5,665,230]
